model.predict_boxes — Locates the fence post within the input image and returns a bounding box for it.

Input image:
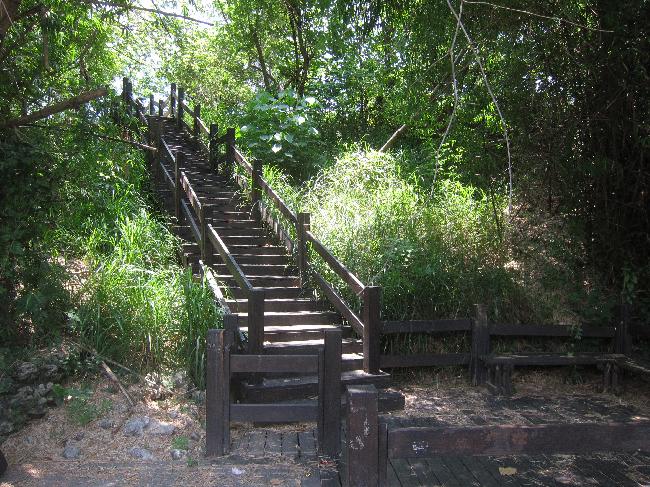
[319,328,341,456]
[149,94,154,116]
[470,303,489,386]
[174,151,184,221]
[345,385,379,487]
[158,99,164,117]
[199,204,211,266]
[363,286,381,374]
[170,83,176,118]
[225,127,236,173]
[177,87,185,128]
[251,159,263,221]
[247,288,265,355]
[206,329,230,456]
[209,123,219,172]
[193,103,201,139]
[615,302,631,355]
[296,213,310,289]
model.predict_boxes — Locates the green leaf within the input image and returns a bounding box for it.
[273,132,283,141]
[294,115,306,125]
[284,133,294,143]
[271,144,282,153]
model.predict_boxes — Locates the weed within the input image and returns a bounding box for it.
[186,456,198,467]
[172,436,189,450]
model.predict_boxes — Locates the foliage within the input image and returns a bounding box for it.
[239,89,323,180]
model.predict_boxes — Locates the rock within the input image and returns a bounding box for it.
[62,445,81,459]
[73,431,85,441]
[191,391,205,404]
[13,362,38,383]
[148,419,175,436]
[129,447,154,460]
[168,410,179,419]
[170,449,185,460]
[190,431,201,441]
[123,416,150,436]
[27,406,47,419]
[172,371,188,389]
[98,418,115,430]
[0,421,13,436]
[40,364,60,381]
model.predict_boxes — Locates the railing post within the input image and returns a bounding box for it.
[149,94,154,116]
[297,213,311,288]
[177,87,185,128]
[193,103,201,139]
[470,303,489,386]
[199,204,212,266]
[247,288,265,355]
[174,151,184,221]
[158,99,164,117]
[363,286,381,374]
[122,77,128,105]
[251,159,263,221]
[615,301,631,355]
[209,123,219,172]
[225,127,235,172]
[345,385,379,487]
[170,83,176,118]
[319,328,342,456]
[206,328,231,456]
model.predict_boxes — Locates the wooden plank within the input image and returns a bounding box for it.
[259,202,294,254]
[247,288,265,355]
[296,212,310,288]
[482,352,623,366]
[363,286,381,374]
[230,403,319,422]
[470,304,489,386]
[382,319,472,334]
[380,353,470,368]
[207,224,252,291]
[320,329,342,456]
[489,322,615,338]
[180,171,202,215]
[230,354,319,373]
[205,329,227,456]
[306,230,365,295]
[181,199,200,243]
[311,268,364,334]
[387,421,650,458]
[345,385,379,487]
[258,176,298,224]
[298,430,317,459]
[233,147,253,174]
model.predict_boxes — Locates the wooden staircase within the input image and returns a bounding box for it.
[155,117,392,404]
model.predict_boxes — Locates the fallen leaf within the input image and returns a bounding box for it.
[270,479,282,485]
[499,467,518,476]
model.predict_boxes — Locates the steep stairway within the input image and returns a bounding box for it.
[156,118,392,403]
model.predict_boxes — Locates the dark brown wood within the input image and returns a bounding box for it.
[251,159,263,221]
[631,321,650,339]
[346,385,379,487]
[382,319,472,334]
[230,403,318,422]
[174,151,183,220]
[305,230,365,295]
[258,176,298,224]
[206,224,252,291]
[470,304,489,386]
[489,323,615,338]
[148,94,154,115]
[380,353,470,368]
[615,302,631,355]
[170,83,176,117]
[158,99,164,117]
[177,87,185,128]
[378,422,389,487]
[297,212,310,288]
[320,329,342,456]
[230,354,319,373]
[482,352,626,366]
[311,268,364,334]
[386,421,650,458]
[199,204,210,265]
[233,146,253,174]
[247,288,265,355]
[363,286,381,374]
[259,202,295,254]
[181,199,200,243]
[206,329,227,456]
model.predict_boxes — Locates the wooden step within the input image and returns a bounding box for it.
[241,370,392,403]
[219,275,300,288]
[214,263,296,276]
[229,287,310,299]
[211,227,269,237]
[231,254,290,265]
[236,311,340,327]
[226,298,324,313]
[229,245,289,256]
[239,324,341,342]
[211,218,259,228]
[264,338,363,354]
[221,235,275,246]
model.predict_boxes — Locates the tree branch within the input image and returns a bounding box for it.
[0,87,108,128]
[379,124,408,152]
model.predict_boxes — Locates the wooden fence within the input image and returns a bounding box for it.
[345,384,650,487]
